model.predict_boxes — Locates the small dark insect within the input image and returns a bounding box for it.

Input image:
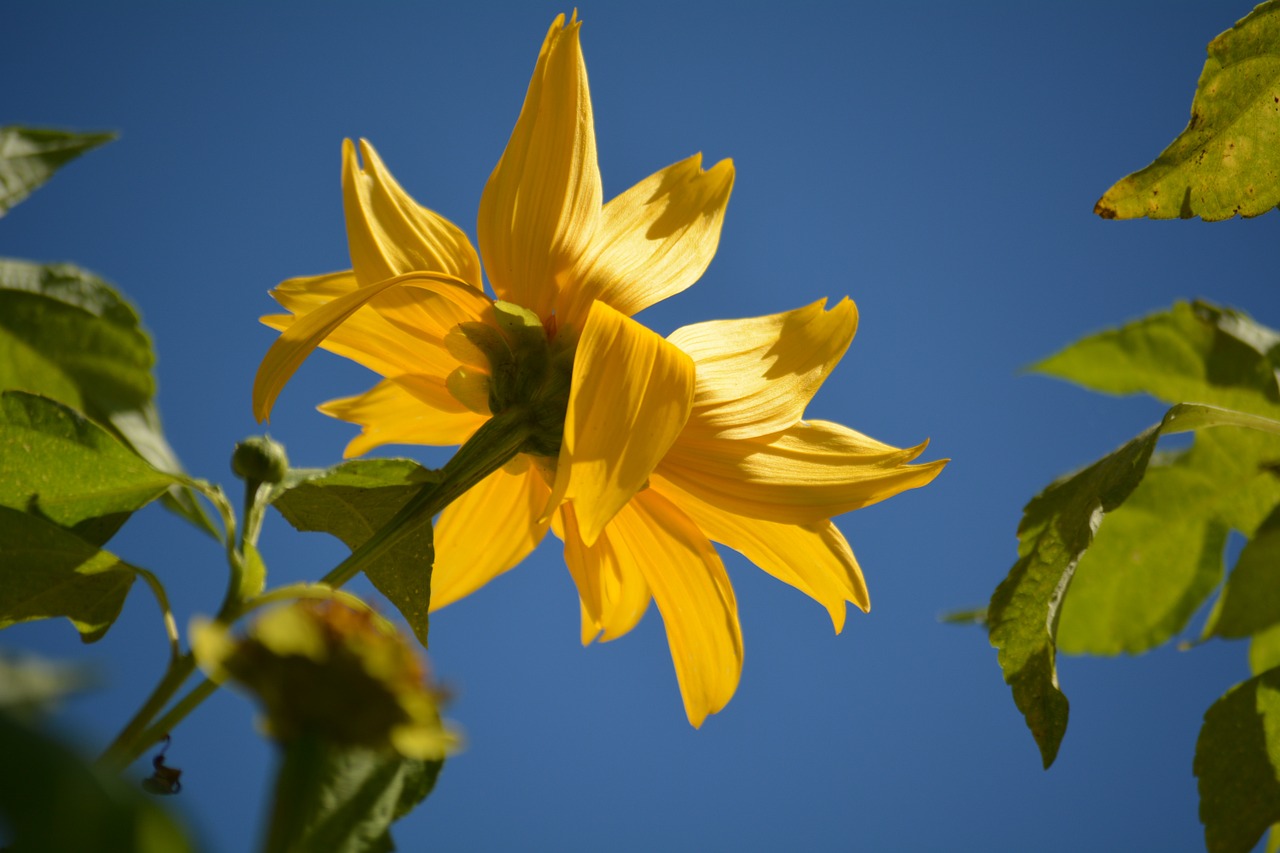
[141,733,183,795]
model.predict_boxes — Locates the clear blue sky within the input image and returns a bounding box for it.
[5,3,1277,851]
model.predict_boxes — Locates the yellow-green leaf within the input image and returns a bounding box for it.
[1207,504,1280,640]
[0,126,115,216]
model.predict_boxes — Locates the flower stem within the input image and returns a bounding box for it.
[96,653,196,773]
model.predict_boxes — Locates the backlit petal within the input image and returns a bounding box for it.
[558,154,734,331]
[651,475,867,631]
[668,298,858,439]
[253,271,489,422]
[659,419,947,525]
[558,502,650,644]
[318,377,487,457]
[343,138,482,289]
[431,456,552,610]
[616,489,742,728]
[478,13,602,320]
[545,300,694,545]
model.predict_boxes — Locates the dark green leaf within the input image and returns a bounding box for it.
[272,460,439,647]
[263,735,442,853]
[0,126,115,215]
[0,391,175,542]
[1094,1,1280,221]
[0,505,137,642]
[1031,301,1280,419]
[1205,503,1280,639]
[0,259,215,535]
[1195,668,1280,853]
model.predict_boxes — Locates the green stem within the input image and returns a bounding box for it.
[96,654,196,773]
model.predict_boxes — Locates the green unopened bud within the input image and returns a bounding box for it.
[232,435,289,484]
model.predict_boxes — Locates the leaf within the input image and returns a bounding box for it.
[0,391,175,543]
[1194,668,1280,853]
[988,402,1280,768]
[0,653,97,715]
[1205,502,1280,639]
[262,736,442,853]
[0,126,115,215]
[1253,624,1280,675]
[272,460,439,647]
[1094,1,1280,221]
[1031,301,1280,419]
[0,259,214,535]
[0,710,195,853]
[0,505,137,642]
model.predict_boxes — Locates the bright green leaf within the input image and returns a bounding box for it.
[272,460,439,647]
[1195,668,1280,853]
[0,126,115,216]
[0,259,214,535]
[0,505,137,642]
[1206,503,1280,639]
[1094,1,1280,221]
[1252,624,1280,675]
[1031,301,1280,419]
[0,391,175,542]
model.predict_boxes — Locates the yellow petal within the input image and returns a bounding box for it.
[431,456,552,610]
[557,502,650,644]
[264,270,459,380]
[668,298,858,440]
[651,475,867,631]
[343,138,483,289]
[318,377,487,457]
[659,419,947,525]
[478,13,602,320]
[253,271,490,422]
[545,300,695,545]
[615,489,742,728]
[559,154,734,331]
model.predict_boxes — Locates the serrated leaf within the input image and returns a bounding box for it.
[1195,667,1280,853]
[1031,301,1280,419]
[0,259,215,535]
[0,505,137,642]
[1206,503,1280,639]
[272,460,439,647]
[1094,1,1280,221]
[0,391,175,542]
[0,126,115,215]
[263,736,442,853]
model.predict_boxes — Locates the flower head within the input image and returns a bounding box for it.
[253,13,945,727]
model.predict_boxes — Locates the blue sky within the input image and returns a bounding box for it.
[5,2,1278,851]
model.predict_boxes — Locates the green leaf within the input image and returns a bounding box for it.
[0,505,137,642]
[1253,624,1280,675]
[989,402,1280,768]
[0,653,96,716]
[272,460,439,647]
[0,126,115,215]
[1031,301,1280,419]
[0,259,215,535]
[1195,668,1280,853]
[0,391,175,543]
[1205,503,1280,639]
[1094,1,1280,221]
[0,710,195,853]
[263,736,441,853]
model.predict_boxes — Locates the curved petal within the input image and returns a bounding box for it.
[264,270,459,380]
[431,456,552,610]
[544,300,694,546]
[558,154,734,331]
[318,377,487,457]
[615,489,742,728]
[253,271,490,422]
[651,475,867,631]
[668,298,858,440]
[343,138,482,289]
[659,419,947,525]
[478,12,602,320]
[557,502,650,644]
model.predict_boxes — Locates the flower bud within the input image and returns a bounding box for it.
[231,435,289,484]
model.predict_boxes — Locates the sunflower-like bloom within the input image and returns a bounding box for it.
[253,13,945,727]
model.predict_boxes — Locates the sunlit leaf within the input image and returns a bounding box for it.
[272,460,439,647]
[0,505,137,642]
[0,259,214,535]
[0,391,175,543]
[0,126,115,215]
[1205,503,1280,639]
[1094,1,1280,221]
[1253,624,1280,675]
[1194,667,1280,853]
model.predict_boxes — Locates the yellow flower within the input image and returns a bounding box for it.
[253,13,945,727]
